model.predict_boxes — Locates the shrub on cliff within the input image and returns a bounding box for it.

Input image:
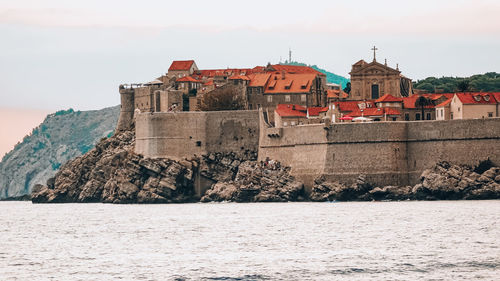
[198,87,245,111]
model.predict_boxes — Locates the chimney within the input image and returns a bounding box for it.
[281,70,285,80]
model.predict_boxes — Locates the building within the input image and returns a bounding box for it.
[167,60,198,79]
[274,104,329,127]
[449,93,499,119]
[349,47,412,100]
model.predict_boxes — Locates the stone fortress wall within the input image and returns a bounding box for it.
[259,113,500,188]
[135,110,259,160]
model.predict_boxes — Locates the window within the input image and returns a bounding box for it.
[451,112,454,119]
[392,117,397,121]
[249,104,253,110]
[301,94,306,102]
[426,113,431,120]
[458,107,460,112]
[285,95,291,102]
[283,121,288,126]
[291,121,296,126]
[267,95,272,103]
[404,113,409,121]
[416,113,421,120]
[488,112,493,118]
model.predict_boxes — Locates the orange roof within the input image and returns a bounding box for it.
[435,98,452,107]
[347,107,401,117]
[375,94,403,103]
[327,89,340,98]
[203,80,214,86]
[176,76,202,83]
[228,75,250,81]
[169,60,194,71]
[455,93,498,104]
[334,101,376,112]
[264,73,316,94]
[248,73,271,87]
[493,92,500,103]
[270,64,323,75]
[402,95,435,109]
[308,107,328,116]
[275,104,307,117]
[199,68,254,78]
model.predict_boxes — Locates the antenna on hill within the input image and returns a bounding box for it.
[289,48,292,63]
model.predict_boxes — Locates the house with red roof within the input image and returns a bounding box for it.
[449,93,499,119]
[167,60,198,79]
[274,104,329,127]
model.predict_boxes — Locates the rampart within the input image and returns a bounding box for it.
[135,110,259,160]
[259,114,500,188]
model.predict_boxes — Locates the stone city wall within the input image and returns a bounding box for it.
[135,110,259,160]
[259,114,500,188]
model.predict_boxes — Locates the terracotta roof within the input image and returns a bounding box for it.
[402,95,435,109]
[347,107,401,117]
[455,93,497,104]
[374,94,403,103]
[493,92,500,103]
[334,101,376,112]
[264,73,316,94]
[228,75,250,81]
[270,64,323,75]
[199,68,254,78]
[203,80,214,86]
[435,98,452,107]
[275,104,307,117]
[308,107,328,116]
[248,73,271,87]
[169,60,194,71]
[176,76,202,83]
[327,89,340,98]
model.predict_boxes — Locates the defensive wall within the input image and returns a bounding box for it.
[135,110,259,160]
[259,113,500,188]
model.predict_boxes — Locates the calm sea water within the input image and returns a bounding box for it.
[0,201,499,280]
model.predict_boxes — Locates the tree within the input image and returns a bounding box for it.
[457,79,471,92]
[343,82,351,94]
[199,87,245,111]
[414,95,433,120]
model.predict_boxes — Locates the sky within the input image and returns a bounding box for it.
[0,0,499,155]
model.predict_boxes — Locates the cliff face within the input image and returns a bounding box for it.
[0,106,119,199]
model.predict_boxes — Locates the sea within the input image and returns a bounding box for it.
[0,201,499,280]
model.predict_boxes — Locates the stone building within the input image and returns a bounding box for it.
[166,60,198,79]
[349,47,412,100]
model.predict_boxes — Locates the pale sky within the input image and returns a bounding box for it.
[0,0,499,155]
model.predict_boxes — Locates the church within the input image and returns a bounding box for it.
[348,47,413,100]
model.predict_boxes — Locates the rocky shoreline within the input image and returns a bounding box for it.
[30,129,500,204]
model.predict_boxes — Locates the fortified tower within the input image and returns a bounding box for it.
[116,85,135,131]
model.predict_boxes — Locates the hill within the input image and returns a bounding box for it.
[414,72,500,93]
[283,61,350,88]
[0,106,120,199]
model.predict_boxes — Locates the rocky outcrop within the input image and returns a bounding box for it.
[201,160,304,202]
[310,161,500,201]
[0,106,119,199]
[31,130,196,203]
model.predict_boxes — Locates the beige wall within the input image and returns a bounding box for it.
[259,112,500,188]
[135,110,259,160]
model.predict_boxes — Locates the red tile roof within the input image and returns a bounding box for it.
[347,107,401,117]
[270,64,324,75]
[168,60,195,71]
[327,89,340,98]
[248,73,271,87]
[275,104,307,117]
[402,95,436,109]
[435,98,452,107]
[176,76,202,83]
[203,80,214,86]
[493,92,500,103]
[334,101,376,112]
[455,93,498,104]
[198,68,254,78]
[374,94,403,103]
[228,75,250,81]
[308,107,328,116]
[264,73,316,94]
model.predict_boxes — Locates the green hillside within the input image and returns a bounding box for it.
[414,72,500,93]
[283,61,350,88]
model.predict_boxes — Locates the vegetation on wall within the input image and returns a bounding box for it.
[413,72,500,93]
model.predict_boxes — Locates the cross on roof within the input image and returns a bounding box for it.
[371,46,378,62]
